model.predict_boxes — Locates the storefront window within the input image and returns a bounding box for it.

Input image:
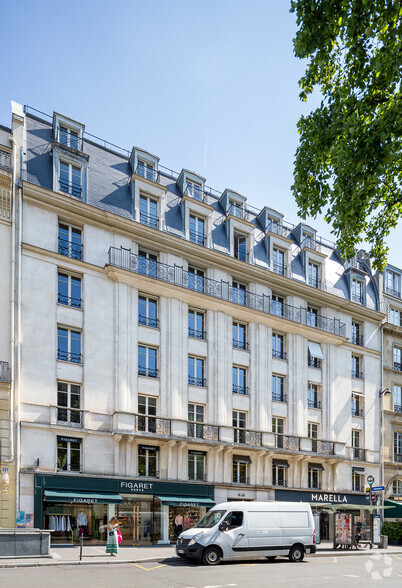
[117,496,156,545]
[44,503,108,544]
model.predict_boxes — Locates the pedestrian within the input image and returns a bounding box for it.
[106,517,119,556]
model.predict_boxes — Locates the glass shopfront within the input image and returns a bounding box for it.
[43,502,109,544]
[117,495,156,545]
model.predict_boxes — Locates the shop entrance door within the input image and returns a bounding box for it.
[118,497,154,546]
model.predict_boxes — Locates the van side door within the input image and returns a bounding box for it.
[218,510,248,559]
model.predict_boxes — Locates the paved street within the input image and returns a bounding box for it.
[1,554,402,588]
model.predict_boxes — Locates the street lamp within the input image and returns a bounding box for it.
[379,388,392,523]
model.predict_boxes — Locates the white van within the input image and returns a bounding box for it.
[176,501,316,565]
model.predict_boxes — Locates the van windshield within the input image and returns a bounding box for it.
[196,510,226,528]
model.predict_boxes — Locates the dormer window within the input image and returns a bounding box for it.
[385,269,401,298]
[229,201,245,219]
[352,278,364,304]
[137,160,156,182]
[53,112,84,153]
[140,194,158,229]
[52,112,87,201]
[58,126,80,150]
[302,231,315,249]
[186,180,203,201]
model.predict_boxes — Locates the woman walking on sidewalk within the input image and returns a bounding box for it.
[106,517,120,556]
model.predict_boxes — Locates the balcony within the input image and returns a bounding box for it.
[188,376,207,387]
[394,362,402,372]
[272,392,287,403]
[57,406,82,427]
[350,334,363,346]
[0,361,10,383]
[136,415,171,435]
[233,428,262,447]
[351,448,366,461]
[233,339,249,351]
[308,399,321,409]
[312,440,334,455]
[353,484,365,493]
[57,350,82,364]
[272,350,287,360]
[308,356,321,368]
[59,178,82,199]
[275,434,300,451]
[58,293,82,309]
[351,292,364,304]
[301,236,320,251]
[138,367,159,378]
[139,315,159,328]
[58,238,83,261]
[394,404,402,414]
[188,327,206,340]
[139,211,158,230]
[107,247,347,337]
[385,286,401,298]
[232,385,249,395]
[135,163,159,183]
[189,230,206,247]
[352,369,363,379]
[187,422,219,441]
[308,278,322,290]
[0,149,11,172]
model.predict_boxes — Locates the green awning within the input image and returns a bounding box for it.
[157,496,215,507]
[385,499,402,519]
[44,490,123,504]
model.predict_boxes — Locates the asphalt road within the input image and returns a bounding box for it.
[1,554,402,588]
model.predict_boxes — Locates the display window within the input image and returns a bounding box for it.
[43,502,108,544]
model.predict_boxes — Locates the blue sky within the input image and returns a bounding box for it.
[1,0,400,266]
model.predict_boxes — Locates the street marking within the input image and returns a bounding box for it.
[241,563,256,566]
[343,575,360,578]
[131,563,167,571]
[333,557,338,563]
[392,555,401,559]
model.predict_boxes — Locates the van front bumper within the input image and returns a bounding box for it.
[176,541,204,561]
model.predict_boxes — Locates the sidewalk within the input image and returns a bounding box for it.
[1,543,401,568]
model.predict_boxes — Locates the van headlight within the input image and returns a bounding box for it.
[188,532,204,545]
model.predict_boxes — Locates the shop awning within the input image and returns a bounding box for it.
[308,342,324,360]
[44,490,123,504]
[273,459,290,467]
[308,462,324,471]
[233,455,252,463]
[156,496,215,507]
[384,499,402,519]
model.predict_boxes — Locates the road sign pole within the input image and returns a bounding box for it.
[367,476,374,549]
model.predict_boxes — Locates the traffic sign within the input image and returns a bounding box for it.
[367,475,375,485]
[371,486,385,492]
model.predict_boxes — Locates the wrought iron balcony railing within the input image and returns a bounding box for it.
[139,315,159,328]
[352,407,364,417]
[189,230,206,246]
[272,392,287,403]
[394,404,402,414]
[232,385,249,395]
[351,292,364,304]
[187,422,219,441]
[308,482,322,490]
[308,278,322,289]
[233,475,250,485]
[0,149,11,172]
[233,339,249,351]
[234,245,248,262]
[57,350,82,364]
[301,236,320,251]
[312,440,334,455]
[272,262,287,276]
[275,434,300,451]
[227,203,251,222]
[57,406,82,427]
[188,473,207,482]
[394,453,402,463]
[58,238,83,261]
[58,293,82,308]
[188,327,206,339]
[184,184,206,202]
[135,163,159,183]
[135,415,171,435]
[59,178,82,199]
[350,334,363,346]
[308,356,321,368]
[394,362,402,372]
[138,367,159,378]
[266,221,292,238]
[138,469,159,478]
[308,399,322,409]
[272,478,288,487]
[139,211,158,229]
[108,247,346,337]
[351,448,366,461]
[233,428,262,446]
[353,484,365,493]
[385,286,401,298]
[272,349,287,360]
[0,361,10,383]
[352,369,364,379]
[55,128,84,151]
[188,376,207,387]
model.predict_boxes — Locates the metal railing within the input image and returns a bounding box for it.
[188,376,207,387]
[385,286,401,298]
[312,440,334,455]
[57,350,82,364]
[272,392,287,402]
[189,230,206,246]
[188,473,207,482]
[272,262,287,276]
[57,406,82,427]
[275,434,300,451]
[108,247,346,336]
[344,258,367,272]
[350,334,363,346]
[308,277,322,290]
[0,361,10,382]
[139,211,158,230]
[394,404,402,414]
[233,475,250,485]
[0,149,11,172]
[395,453,402,463]
[139,315,159,328]
[353,484,365,493]
[58,238,83,261]
[351,448,366,461]
[352,369,363,379]
[135,415,171,435]
[59,178,82,199]
[308,482,322,490]
[138,470,159,478]
[352,407,364,417]
[233,428,262,446]
[272,478,288,487]
[301,236,320,251]
[227,203,251,221]
[394,362,402,372]
[138,367,159,378]
[308,356,321,368]
[272,349,287,360]
[184,184,206,202]
[188,327,206,339]
[266,221,292,238]
[308,399,322,409]
[55,128,84,151]
[351,292,364,304]
[135,163,159,183]
[58,293,82,308]
[234,245,248,262]
[187,422,219,441]
[232,385,249,395]
[233,339,249,351]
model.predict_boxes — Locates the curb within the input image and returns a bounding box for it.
[2,550,402,568]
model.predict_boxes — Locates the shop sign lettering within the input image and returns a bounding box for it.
[311,493,348,503]
[72,498,99,503]
[120,481,154,493]
[178,502,198,507]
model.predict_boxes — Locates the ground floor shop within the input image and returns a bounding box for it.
[34,474,214,545]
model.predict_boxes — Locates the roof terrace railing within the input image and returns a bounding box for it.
[108,246,346,337]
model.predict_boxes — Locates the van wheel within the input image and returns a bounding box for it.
[288,545,304,562]
[203,547,222,566]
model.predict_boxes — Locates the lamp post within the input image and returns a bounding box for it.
[379,388,392,525]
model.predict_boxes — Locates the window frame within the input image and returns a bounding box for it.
[188,309,206,339]
[57,271,82,309]
[57,326,82,364]
[232,365,247,395]
[188,356,206,387]
[57,436,82,472]
[233,321,247,350]
[57,382,81,427]
[272,374,285,402]
[58,222,83,260]
[138,345,158,378]
[138,295,158,328]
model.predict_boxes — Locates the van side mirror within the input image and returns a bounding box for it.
[219,521,230,532]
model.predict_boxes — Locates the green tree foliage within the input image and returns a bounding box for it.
[291,0,402,269]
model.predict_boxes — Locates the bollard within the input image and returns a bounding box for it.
[79,531,83,561]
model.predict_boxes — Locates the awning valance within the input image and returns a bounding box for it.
[156,496,215,507]
[44,490,123,504]
[384,499,402,519]
[273,459,290,468]
[308,342,324,360]
[352,467,365,473]
[308,462,324,471]
[233,455,252,464]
